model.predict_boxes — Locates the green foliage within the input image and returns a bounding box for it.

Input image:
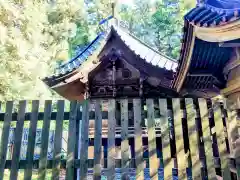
[119,0,195,59]
[0,0,195,100]
[0,0,88,101]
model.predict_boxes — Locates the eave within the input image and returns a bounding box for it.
[172,22,196,92]
[173,4,239,94]
[185,5,240,42]
[110,28,176,88]
[42,32,107,87]
[112,25,178,71]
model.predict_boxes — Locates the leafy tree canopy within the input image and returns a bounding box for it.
[0,0,195,101]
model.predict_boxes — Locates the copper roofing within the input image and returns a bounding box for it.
[172,0,240,92]
[113,24,178,71]
[43,21,177,86]
[186,1,240,27]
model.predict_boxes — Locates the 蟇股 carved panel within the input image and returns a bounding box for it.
[89,57,141,98]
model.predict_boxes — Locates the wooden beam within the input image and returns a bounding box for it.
[38,101,52,180]
[0,111,161,121]
[120,99,130,172]
[146,99,158,180]
[24,100,40,180]
[185,98,202,179]
[187,73,212,77]
[133,99,144,180]
[172,99,187,179]
[107,99,116,179]
[0,101,13,180]
[66,101,79,180]
[10,101,27,180]
[159,98,173,180]
[79,100,90,180]
[212,99,231,179]
[93,100,103,179]
[219,42,240,48]
[199,98,216,179]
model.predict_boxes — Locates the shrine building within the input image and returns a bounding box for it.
[43,0,240,105]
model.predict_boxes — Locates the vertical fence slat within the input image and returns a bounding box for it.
[80,100,90,180]
[38,100,52,180]
[199,98,216,179]
[107,99,116,179]
[24,100,39,180]
[146,99,158,179]
[0,101,13,180]
[93,100,102,179]
[121,99,130,172]
[133,99,144,180]
[10,101,27,180]
[224,99,240,179]
[172,98,187,179]
[159,99,172,180]
[212,100,231,179]
[223,99,235,156]
[66,101,79,180]
[52,100,64,180]
[185,98,201,179]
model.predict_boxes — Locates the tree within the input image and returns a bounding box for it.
[0,0,89,101]
[0,0,196,101]
[118,0,195,59]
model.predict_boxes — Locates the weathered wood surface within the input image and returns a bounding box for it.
[0,101,13,180]
[38,100,52,180]
[0,98,238,179]
[66,101,79,180]
[146,99,158,180]
[93,100,102,179]
[107,99,116,179]
[159,99,172,180]
[185,98,201,179]
[199,98,216,179]
[52,100,64,180]
[133,99,144,180]
[172,99,186,179]
[121,99,130,172]
[224,99,240,179]
[24,100,40,180]
[80,100,90,180]
[212,100,231,179]
[10,101,26,180]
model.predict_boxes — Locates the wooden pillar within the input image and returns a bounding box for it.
[112,60,116,98]
[139,77,143,97]
[85,82,89,99]
[221,47,240,178]
[221,47,240,106]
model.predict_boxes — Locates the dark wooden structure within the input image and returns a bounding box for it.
[0,99,239,179]
[40,0,240,179]
[43,22,178,100]
[172,0,240,98]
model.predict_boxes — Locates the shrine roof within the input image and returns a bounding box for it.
[186,1,240,27]
[172,0,240,95]
[43,21,177,87]
[113,25,178,71]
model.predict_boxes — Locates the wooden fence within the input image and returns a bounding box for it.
[0,98,239,180]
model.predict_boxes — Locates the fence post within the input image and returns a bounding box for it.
[80,100,90,180]
[0,101,13,180]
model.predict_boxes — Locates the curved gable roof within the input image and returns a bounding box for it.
[113,25,178,71]
[43,21,177,87]
[173,0,240,93]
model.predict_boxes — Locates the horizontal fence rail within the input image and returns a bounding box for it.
[0,98,239,180]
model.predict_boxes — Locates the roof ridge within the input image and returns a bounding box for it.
[57,32,105,70]
[116,20,177,63]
